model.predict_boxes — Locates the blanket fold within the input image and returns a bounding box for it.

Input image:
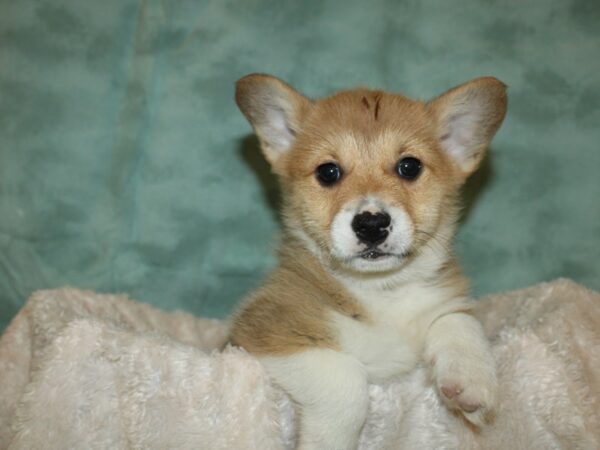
[1,279,599,449]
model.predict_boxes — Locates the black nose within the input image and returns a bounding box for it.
[351,211,391,246]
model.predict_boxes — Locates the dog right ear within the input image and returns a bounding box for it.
[427,77,507,176]
[235,74,312,170]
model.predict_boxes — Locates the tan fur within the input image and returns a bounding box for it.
[278,90,477,277]
[230,240,369,355]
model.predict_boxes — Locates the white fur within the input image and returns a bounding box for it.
[332,281,468,383]
[440,111,483,164]
[382,205,413,257]
[330,205,361,259]
[260,349,369,450]
[425,312,498,426]
[263,107,296,155]
[332,312,418,382]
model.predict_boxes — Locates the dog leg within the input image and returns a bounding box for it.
[261,348,369,450]
[425,312,497,426]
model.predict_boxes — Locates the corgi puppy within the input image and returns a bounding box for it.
[230,74,507,450]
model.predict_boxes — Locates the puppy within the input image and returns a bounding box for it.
[230,74,507,450]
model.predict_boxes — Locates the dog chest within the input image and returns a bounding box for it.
[332,282,453,382]
[332,311,421,382]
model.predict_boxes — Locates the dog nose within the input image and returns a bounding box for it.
[351,211,391,246]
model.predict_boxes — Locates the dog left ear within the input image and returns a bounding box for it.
[235,74,313,171]
[428,77,507,176]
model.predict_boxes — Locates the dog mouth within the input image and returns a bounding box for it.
[358,249,390,260]
[356,248,411,261]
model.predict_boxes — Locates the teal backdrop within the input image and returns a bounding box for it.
[1,0,599,332]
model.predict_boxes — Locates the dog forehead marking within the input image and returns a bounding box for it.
[374,93,382,121]
[361,96,370,109]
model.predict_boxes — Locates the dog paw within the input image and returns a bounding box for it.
[434,354,498,427]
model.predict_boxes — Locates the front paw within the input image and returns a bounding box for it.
[433,352,498,427]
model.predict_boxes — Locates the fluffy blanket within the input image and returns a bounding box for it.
[1,279,599,449]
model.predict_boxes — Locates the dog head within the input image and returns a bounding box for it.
[235,74,507,276]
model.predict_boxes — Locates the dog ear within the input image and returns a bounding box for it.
[428,77,507,175]
[236,74,312,169]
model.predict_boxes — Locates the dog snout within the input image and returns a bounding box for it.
[351,211,391,246]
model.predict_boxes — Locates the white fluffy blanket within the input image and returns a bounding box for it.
[1,279,599,449]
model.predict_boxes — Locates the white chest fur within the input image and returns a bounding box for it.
[331,281,463,383]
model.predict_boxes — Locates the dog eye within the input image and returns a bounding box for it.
[316,162,342,186]
[396,157,422,180]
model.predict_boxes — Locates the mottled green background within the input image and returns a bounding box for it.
[1,0,599,332]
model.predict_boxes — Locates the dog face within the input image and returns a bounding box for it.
[236,75,507,274]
